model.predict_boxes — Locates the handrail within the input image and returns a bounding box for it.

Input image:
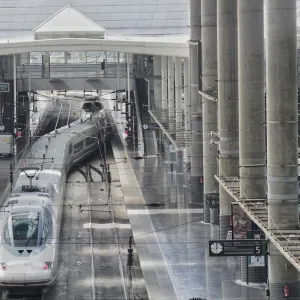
[148,110,178,148]
[133,80,145,156]
[67,101,72,128]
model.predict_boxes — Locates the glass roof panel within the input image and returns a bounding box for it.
[0,0,188,38]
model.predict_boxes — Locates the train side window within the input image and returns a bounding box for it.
[41,208,53,244]
[4,224,11,245]
[85,135,96,146]
[74,141,84,154]
[69,144,72,155]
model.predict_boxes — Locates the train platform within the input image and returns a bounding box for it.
[106,97,267,300]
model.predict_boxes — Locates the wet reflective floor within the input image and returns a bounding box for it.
[107,96,267,300]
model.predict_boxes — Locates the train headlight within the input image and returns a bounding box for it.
[0,263,6,271]
[43,262,53,270]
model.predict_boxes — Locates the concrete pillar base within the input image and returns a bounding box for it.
[203,203,210,223]
[210,208,219,225]
[204,193,219,223]
[240,257,265,284]
[219,215,231,239]
[191,176,203,205]
[269,281,300,300]
[176,151,184,174]
[184,184,191,203]
[163,142,169,163]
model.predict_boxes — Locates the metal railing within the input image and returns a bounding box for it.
[17,62,131,79]
[215,174,300,272]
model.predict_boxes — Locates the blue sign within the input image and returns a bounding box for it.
[0,83,9,92]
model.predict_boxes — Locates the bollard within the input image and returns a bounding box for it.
[210,208,219,225]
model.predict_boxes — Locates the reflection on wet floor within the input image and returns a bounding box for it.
[108,100,267,300]
[128,153,266,300]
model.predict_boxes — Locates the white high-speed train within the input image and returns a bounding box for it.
[0,99,108,288]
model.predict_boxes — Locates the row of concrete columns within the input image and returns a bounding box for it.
[156,57,185,134]
[151,0,299,298]
[202,0,299,298]
[153,0,204,202]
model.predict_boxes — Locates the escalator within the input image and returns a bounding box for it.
[135,78,156,156]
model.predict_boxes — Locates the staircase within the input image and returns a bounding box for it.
[135,78,156,156]
[215,175,300,271]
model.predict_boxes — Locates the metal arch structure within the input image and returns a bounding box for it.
[0,36,189,58]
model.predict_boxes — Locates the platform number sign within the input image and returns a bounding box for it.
[209,240,266,257]
[255,244,262,256]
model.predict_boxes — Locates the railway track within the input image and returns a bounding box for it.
[42,144,147,300]
[0,96,148,300]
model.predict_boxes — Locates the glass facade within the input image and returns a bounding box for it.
[0,0,188,38]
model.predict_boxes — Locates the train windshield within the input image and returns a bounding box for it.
[4,212,41,247]
[82,102,103,112]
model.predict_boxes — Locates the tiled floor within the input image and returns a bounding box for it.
[107,96,267,300]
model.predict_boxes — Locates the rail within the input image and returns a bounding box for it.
[148,109,178,148]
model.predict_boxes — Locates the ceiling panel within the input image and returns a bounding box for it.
[0,0,188,37]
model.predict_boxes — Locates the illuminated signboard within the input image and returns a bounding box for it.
[0,83,9,92]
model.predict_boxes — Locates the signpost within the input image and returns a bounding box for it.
[209,239,266,257]
[247,231,266,267]
[0,83,9,92]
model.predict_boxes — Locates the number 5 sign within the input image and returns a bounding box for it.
[255,244,262,256]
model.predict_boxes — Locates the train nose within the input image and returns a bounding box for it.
[0,261,52,285]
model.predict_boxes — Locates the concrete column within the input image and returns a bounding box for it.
[28,52,33,140]
[167,56,175,135]
[238,0,265,283]
[153,56,162,111]
[126,53,131,104]
[13,54,17,162]
[175,58,184,173]
[217,0,238,239]
[64,52,68,64]
[175,57,183,142]
[126,53,133,141]
[184,58,191,174]
[201,0,218,223]
[116,52,120,111]
[267,1,300,298]
[161,56,168,123]
[189,0,203,204]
